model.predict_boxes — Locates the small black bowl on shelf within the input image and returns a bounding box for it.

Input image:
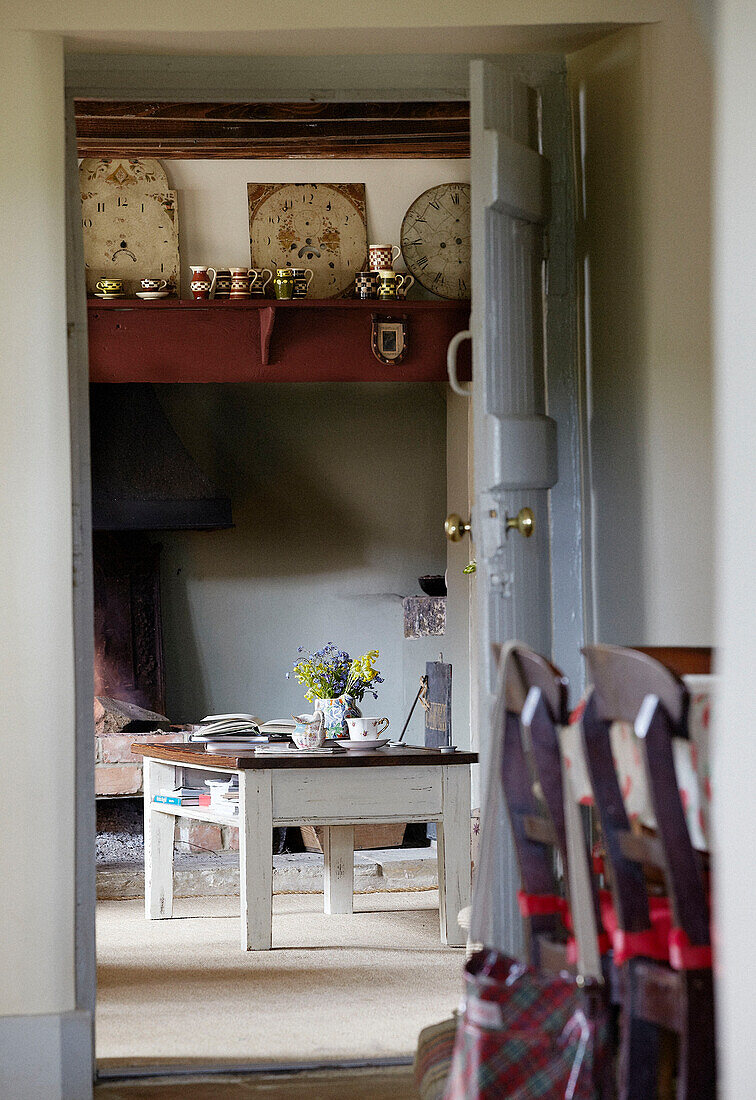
[418,574,447,597]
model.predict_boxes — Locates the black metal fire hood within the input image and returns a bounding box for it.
[90,384,233,531]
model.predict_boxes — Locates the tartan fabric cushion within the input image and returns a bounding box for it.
[444,951,607,1100]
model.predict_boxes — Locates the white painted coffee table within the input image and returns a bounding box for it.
[133,742,476,951]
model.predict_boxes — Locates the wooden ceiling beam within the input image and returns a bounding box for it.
[74,100,469,122]
[75,100,470,159]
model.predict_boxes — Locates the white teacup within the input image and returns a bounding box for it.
[346,716,390,741]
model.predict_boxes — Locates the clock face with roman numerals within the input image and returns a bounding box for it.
[400,183,471,300]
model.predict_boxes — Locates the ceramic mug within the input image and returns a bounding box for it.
[229,267,257,299]
[95,278,124,296]
[395,273,415,299]
[140,277,167,292]
[355,270,378,299]
[376,269,399,299]
[346,717,390,741]
[213,268,233,299]
[190,266,216,300]
[290,267,314,299]
[249,268,274,297]
[369,244,401,272]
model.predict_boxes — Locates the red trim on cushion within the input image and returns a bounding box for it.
[517,890,568,918]
[610,896,673,965]
[612,928,669,966]
[569,698,587,724]
[668,927,713,971]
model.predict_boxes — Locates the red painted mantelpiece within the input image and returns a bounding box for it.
[87,298,472,384]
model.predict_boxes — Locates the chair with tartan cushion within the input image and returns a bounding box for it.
[581,644,716,1100]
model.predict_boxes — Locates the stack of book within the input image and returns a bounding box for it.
[188,714,296,753]
[153,786,210,807]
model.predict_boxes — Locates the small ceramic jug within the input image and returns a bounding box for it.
[229,267,255,299]
[395,273,415,300]
[250,268,274,297]
[291,711,327,750]
[291,268,314,299]
[213,268,232,299]
[190,266,216,300]
[274,267,295,300]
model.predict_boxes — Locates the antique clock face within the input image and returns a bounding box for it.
[80,158,180,296]
[248,183,367,299]
[400,183,471,300]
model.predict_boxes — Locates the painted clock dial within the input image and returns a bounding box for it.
[248,183,367,299]
[400,183,471,300]
[79,158,180,297]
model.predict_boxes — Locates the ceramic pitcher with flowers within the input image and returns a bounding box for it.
[289,643,383,740]
[313,695,362,739]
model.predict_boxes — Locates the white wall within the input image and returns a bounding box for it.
[150,158,470,742]
[568,12,714,646]
[154,381,450,739]
[0,33,76,1017]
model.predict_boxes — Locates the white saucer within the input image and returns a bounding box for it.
[343,737,390,751]
[136,291,170,299]
[94,292,126,299]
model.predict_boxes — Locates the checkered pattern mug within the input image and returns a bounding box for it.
[369,244,401,271]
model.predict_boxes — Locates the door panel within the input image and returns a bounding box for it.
[470,59,557,955]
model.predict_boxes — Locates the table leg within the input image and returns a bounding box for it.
[323,826,355,915]
[143,758,176,919]
[239,769,273,950]
[437,765,471,947]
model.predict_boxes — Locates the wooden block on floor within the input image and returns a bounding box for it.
[301,823,406,853]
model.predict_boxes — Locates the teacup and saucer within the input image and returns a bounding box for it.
[344,716,390,750]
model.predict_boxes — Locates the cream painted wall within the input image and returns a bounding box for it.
[163,158,470,297]
[0,34,76,1017]
[714,0,756,1093]
[7,1,664,49]
[567,11,714,645]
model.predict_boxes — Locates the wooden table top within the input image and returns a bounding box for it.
[132,741,478,770]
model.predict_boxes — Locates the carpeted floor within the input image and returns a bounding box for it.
[96,891,462,1069]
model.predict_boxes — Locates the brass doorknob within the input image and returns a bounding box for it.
[505,507,535,538]
[445,513,471,542]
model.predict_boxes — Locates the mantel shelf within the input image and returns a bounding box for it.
[87,298,472,384]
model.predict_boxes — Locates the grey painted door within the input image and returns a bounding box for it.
[469,60,558,955]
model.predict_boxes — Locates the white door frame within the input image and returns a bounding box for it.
[65,49,583,1078]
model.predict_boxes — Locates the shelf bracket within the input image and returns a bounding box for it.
[259,306,276,367]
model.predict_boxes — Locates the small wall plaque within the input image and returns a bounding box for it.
[371,314,408,365]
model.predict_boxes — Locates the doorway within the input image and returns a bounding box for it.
[65,50,582,1086]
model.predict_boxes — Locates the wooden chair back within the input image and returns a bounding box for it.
[581,644,716,1098]
[494,644,572,969]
